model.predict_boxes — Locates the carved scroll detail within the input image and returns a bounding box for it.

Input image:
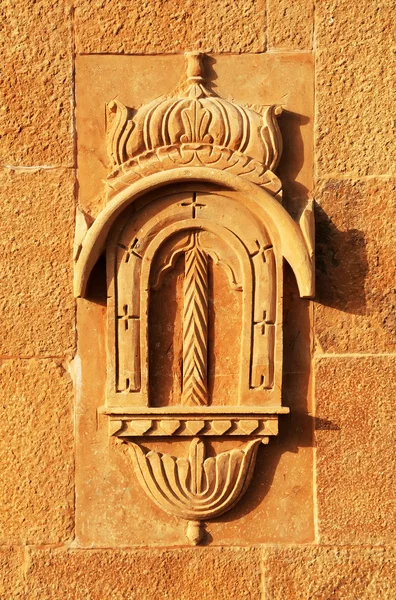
[128,437,260,544]
[106,145,282,199]
[261,105,283,172]
[107,100,135,167]
[182,233,209,406]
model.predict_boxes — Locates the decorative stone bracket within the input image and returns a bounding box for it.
[74,52,315,544]
[129,437,261,544]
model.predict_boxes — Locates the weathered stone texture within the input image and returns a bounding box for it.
[267,0,313,49]
[74,0,265,54]
[0,1,73,166]
[263,546,396,599]
[315,356,396,545]
[26,547,261,600]
[0,359,74,544]
[315,2,395,176]
[0,547,24,598]
[0,169,75,357]
[315,178,396,353]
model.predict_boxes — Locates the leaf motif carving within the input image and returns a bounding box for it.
[106,100,135,167]
[127,437,261,539]
[180,100,213,144]
[181,233,209,407]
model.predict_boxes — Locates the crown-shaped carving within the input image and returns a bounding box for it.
[105,52,284,197]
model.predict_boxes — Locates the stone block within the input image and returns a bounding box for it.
[0,359,74,544]
[0,1,73,166]
[263,545,396,599]
[26,547,262,600]
[267,0,313,49]
[315,356,396,544]
[0,168,75,356]
[0,547,24,599]
[315,178,396,354]
[315,1,395,176]
[74,0,265,54]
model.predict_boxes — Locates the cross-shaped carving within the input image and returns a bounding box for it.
[180,193,206,219]
[254,310,268,335]
[117,304,139,330]
[251,241,273,260]
[118,238,142,263]
[254,310,275,334]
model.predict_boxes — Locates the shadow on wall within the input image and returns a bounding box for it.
[277,110,311,218]
[315,204,368,315]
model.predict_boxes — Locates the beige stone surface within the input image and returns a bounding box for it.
[314,178,396,354]
[0,359,74,544]
[0,1,73,166]
[26,547,262,600]
[263,545,396,599]
[0,168,75,356]
[315,1,395,176]
[315,356,396,545]
[0,547,24,598]
[74,0,265,54]
[267,0,313,50]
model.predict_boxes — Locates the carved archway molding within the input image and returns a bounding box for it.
[75,52,315,545]
[74,167,314,299]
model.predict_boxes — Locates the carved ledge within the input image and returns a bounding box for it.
[103,409,287,438]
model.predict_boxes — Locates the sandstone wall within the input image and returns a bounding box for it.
[0,1,395,598]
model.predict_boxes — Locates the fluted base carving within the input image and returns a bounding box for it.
[128,437,260,544]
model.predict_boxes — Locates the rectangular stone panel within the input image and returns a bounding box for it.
[0,168,75,357]
[315,356,396,545]
[263,545,396,599]
[74,52,315,547]
[267,0,313,50]
[0,359,74,544]
[26,547,262,600]
[314,178,396,354]
[74,0,265,54]
[0,1,73,166]
[315,1,395,177]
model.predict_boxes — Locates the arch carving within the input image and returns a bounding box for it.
[74,52,315,544]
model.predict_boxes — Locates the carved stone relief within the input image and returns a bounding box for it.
[74,52,315,545]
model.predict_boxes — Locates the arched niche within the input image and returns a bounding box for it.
[75,169,314,439]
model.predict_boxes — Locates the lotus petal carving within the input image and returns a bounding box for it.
[128,437,260,544]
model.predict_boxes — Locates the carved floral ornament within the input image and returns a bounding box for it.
[74,52,315,544]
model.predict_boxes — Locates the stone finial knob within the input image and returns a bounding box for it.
[185,51,204,83]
